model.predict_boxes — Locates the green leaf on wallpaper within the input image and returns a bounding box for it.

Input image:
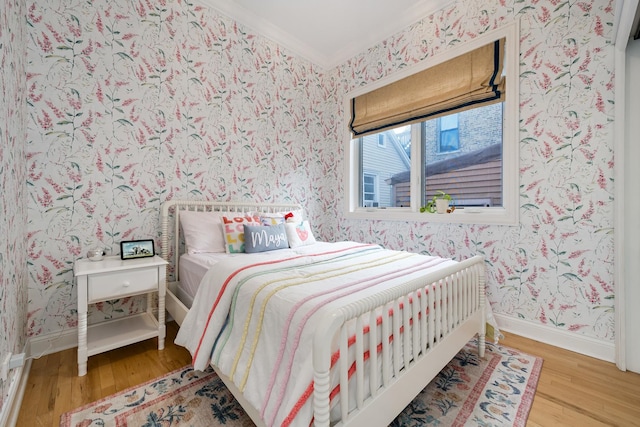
[190,21,202,30]
[189,77,203,85]
[116,118,133,126]
[189,133,202,140]
[561,272,582,281]
[45,206,69,213]
[189,189,202,196]
[56,195,73,200]
[116,185,133,191]
[521,204,539,211]
[557,215,573,222]
[57,45,73,50]
[116,52,133,61]
[56,268,72,276]
[57,120,73,125]
[555,72,569,80]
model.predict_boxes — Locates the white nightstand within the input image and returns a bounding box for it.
[74,255,168,376]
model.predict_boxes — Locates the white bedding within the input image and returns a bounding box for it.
[178,253,229,307]
[175,241,460,427]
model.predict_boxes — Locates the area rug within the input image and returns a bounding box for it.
[61,339,542,427]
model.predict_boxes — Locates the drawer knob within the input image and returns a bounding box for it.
[123,281,130,287]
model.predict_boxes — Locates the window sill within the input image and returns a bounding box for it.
[344,207,518,226]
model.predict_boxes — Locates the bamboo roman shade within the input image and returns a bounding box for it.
[349,38,505,137]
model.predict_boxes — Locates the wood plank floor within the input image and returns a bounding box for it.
[15,323,640,426]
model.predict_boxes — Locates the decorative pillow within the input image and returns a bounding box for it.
[260,215,286,226]
[222,215,261,253]
[243,224,289,253]
[285,220,316,248]
[259,209,304,226]
[179,210,228,254]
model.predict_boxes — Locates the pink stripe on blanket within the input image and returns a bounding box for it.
[191,244,376,368]
[276,257,449,427]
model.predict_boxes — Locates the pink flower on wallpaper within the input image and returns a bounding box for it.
[95,13,104,33]
[597,167,607,189]
[580,202,594,221]
[594,15,604,36]
[45,23,64,44]
[593,273,614,293]
[37,187,52,207]
[66,242,81,257]
[540,239,548,258]
[595,91,605,113]
[37,32,52,53]
[537,6,550,23]
[96,223,104,241]
[96,83,104,103]
[45,177,64,194]
[45,100,64,119]
[578,258,591,277]
[37,265,52,285]
[28,3,42,23]
[44,254,65,269]
[37,110,52,130]
[539,307,547,324]
[586,284,601,304]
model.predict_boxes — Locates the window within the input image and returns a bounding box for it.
[377,134,386,147]
[438,114,459,153]
[362,173,378,207]
[344,22,519,225]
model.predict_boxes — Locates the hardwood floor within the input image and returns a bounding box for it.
[15,323,640,426]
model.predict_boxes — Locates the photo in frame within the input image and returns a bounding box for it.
[120,239,155,260]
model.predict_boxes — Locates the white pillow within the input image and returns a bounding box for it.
[285,220,316,248]
[179,211,228,254]
[259,209,304,226]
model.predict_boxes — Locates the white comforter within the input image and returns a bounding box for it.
[175,241,458,427]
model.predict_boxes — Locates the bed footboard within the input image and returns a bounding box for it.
[312,255,486,427]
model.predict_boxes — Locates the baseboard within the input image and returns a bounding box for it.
[494,313,616,363]
[28,327,78,358]
[0,358,31,427]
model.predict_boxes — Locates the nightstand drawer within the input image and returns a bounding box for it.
[88,268,157,302]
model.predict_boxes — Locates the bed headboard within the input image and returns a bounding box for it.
[160,200,302,282]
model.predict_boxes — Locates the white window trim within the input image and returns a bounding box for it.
[344,20,520,226]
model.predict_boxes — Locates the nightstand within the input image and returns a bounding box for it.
[74,255,168,376]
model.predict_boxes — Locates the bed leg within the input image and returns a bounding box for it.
[478,333,486,358]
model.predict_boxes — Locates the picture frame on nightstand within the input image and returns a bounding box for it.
[120,239,155,260]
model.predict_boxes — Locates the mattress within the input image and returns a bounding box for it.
[178,252,230,307]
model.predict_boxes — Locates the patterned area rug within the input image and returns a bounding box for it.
[61,340,541,427]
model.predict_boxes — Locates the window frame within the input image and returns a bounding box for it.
[344,21,519,226]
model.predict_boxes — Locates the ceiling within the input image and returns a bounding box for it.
[200,0,454,70]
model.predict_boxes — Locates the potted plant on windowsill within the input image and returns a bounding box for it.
[420,191,454,214]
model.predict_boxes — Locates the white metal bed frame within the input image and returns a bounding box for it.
[160,200,486,427]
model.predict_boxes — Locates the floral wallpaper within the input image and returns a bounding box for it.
[336,0,616,341]
[25,0,333,332]
[22,0,615,360]
[0,0,28,414]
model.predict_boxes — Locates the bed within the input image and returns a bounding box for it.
[160,199,488,427]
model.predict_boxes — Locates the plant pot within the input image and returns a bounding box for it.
[435,199,449,214]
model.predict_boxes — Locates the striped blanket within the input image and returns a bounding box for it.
[175,241,457,427]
